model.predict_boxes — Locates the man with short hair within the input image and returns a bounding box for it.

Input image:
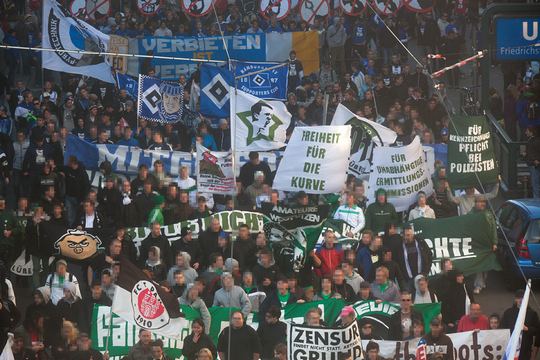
[370,266,400,303]
[139,222,172,267]
[259,277,297,325]
[304,308,323,327]
[342,260,364,294]
[151,339,172,360]
[312,229,344,278]
[234,224,257,271]
[217,311,261,360]
[334,192,365,237]
[389,290,423,340]
[257,306,286,360]
[171,227,202,270]
[45,259,81,305]
[365,341,384,360]
[394,226,432,288]
[457,302,489,332]
[501,289,539,360]
[239,151,272,189]
[333,268,357,303]
[199,218,222,266]
[126,329,153,360]
[213,272,252,317]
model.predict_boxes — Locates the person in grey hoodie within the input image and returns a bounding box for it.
[342,259,364,294]
[213,272,252,317]
[326,17,347,76]
[179,285,211,334]
[370,266,401,304]
[167,251,198,286]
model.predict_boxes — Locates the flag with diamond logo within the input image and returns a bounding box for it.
[137,75,184,123]
[200,64,233,118]
[231,88,291,151]
[235,61,288,100]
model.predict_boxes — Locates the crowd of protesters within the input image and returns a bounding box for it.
[0,0,539,359]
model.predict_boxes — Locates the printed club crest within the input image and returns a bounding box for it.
[131,280,171,330]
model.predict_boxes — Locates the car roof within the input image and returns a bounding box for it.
[506,199,540,219]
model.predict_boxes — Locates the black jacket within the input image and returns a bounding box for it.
[97,187,122,224]
[389,309,423,340]
[171,239,202,267]
[440,271,475,326]
[62,164,90,201]
[182,333,217,360]
[139,234,173,267]
[233,237,257,271]
[502,304,539,360]
[394,238,433,281]
[259,291,298,326]
[422,332,454,360]
[239,161,272,188]
[198,229,220,267]
[257,321,286,359]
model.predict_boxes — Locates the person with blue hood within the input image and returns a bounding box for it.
[364,188,399,235]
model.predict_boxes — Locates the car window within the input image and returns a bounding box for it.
[497,204,526,241]
[526,220,540,244]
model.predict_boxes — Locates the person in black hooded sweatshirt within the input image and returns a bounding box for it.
[257,306,286,360]
[440,269,474,333]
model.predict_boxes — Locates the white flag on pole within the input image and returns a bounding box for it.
[331,103,397,179]
[230,88,291,151]
[504,280,532,360]
[42,0,114,83]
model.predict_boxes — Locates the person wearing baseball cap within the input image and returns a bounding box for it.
[419,317,454,360]
[45,259,82,305]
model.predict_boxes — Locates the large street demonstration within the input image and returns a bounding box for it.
[0,0,539,359]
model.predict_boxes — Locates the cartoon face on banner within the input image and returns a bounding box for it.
[137,0,161,15]
[259,0,291,20]
[54,230,102,261]
[371,0,401,16]
[300,0,329,24]
[182,0,213,17]
[340,0,366,15]
[159,82,183,122]
[403,0,433,13]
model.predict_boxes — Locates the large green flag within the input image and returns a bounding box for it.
[447,115,498,188]
[92,299,441,358]
[410,212,501,276]
[351,300,441,339]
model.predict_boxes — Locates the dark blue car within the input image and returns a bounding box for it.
[497,199,540,281]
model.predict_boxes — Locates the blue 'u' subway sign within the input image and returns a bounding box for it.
[495,17,540,60]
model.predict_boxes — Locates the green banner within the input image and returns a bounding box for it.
[92,299,440,358]
[127,210,267,245]
[410,212,501,276]
[447,115,498,188]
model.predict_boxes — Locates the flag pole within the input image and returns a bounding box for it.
[104,305,114,357]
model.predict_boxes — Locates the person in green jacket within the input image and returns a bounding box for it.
[147,194,165,226]
[364,188,399,235]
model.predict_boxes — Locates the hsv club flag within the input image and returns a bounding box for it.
[111,257,188,339]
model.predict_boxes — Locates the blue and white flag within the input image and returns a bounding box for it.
[115,73,139,100]
[200,64,233,118]
[234,61,289,100]
[42,0,114,83]
[137,75,184,124]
